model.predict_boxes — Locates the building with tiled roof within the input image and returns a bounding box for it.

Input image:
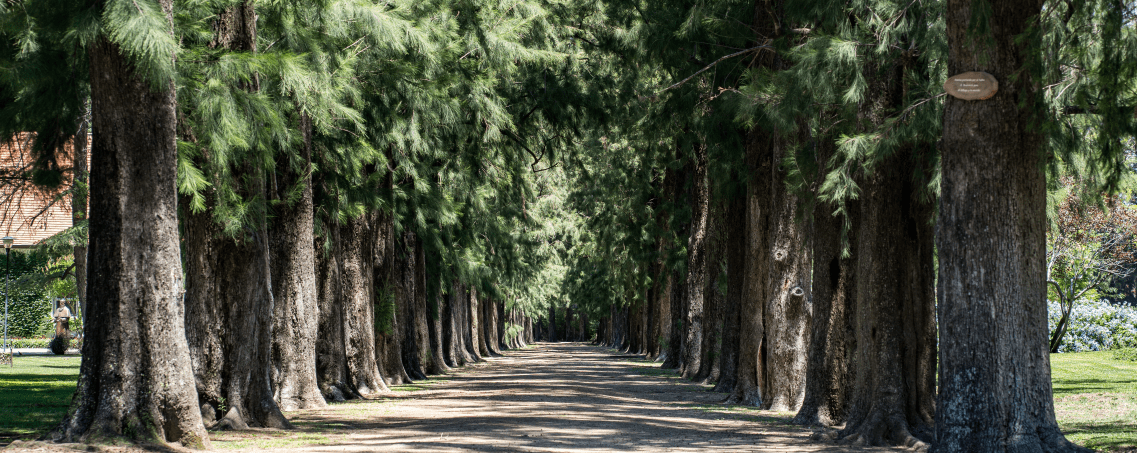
[0,133,89,249]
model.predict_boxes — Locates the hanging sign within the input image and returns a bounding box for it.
[943,71,998,100]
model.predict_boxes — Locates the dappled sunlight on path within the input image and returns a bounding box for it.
[219,343,902,452]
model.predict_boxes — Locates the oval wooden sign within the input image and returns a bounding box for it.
[943,71,998,100]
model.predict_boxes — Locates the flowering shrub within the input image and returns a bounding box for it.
[1048,299,1137,352]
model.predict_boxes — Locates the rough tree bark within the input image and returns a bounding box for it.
[694,202,724,384]
[269,110,325,412]
[72,105,89,318]
[371,146,411,386]
[444,280,469,365]
[681,143,709,380]
[374,209,411,386]
[428,291,451,369]
[496,300,507,350]
[934,0,1089,451]
[728,123,773,406]
[793,145,856,426]
[628,302,644,354]
[837,148,935,448]
[183,198,288,429]
[340,214,387,394]
[398,232,427,380]
[414,239,447,374]
[763,131,813,412]
[462,287,481,361]
[315,224,357,402]
[645,254,664,359]
[474,290,491,357]
[483,296,502,354]
[51,1,209,443]
[662,150,691,370]
[714,195,745,394]
[182,2,289,429]
[547,303,557,342]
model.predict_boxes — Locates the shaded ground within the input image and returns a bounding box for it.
[205,342,898,452]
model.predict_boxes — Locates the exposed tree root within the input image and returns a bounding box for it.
[836,409,930,452]
[724,386,762,406]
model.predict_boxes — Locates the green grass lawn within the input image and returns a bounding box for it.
[0,355,81,445]
[1,351,1135,451]
[1051,351,1137,452]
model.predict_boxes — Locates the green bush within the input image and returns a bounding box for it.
[3,336,83,349]
[1114,348,1137,362]
[0,251,52,338]
[6,294,52,338]
[8,337,50,348]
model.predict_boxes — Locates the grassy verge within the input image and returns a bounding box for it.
[0,355,81,446]
[1051,351,1137,452]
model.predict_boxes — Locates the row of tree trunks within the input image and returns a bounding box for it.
[51,0,534,445]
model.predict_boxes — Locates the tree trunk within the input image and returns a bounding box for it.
[484,297,502,354]
[72,104,89,319]
[181,1,289,430]
[547,304,557,342]
[763,132,812,412]
[714,195,745,394]
[629,302,644,353]
[375,213,412,386]
[462,287,481,361]
[662,262,686,369]
[428,291,451,369]
[414,238,447,374]
[695,201,723,384]
[183,193,288,429]
[496,300,507,350]
[51,9,209,444]
[474,290,491,357]
[728,124,773,407]
[934,0,1088,450]
[269,111,325,412]
[444,280,467,365]
[315,224,357,402]
[838,149,935,448]
[340,214,387,394]
[524,315,533,344]
[398,232,427,380]
[794,161,856,426]
[645,273,662,359]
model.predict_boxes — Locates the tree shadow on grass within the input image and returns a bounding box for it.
[1061,421,1137,452]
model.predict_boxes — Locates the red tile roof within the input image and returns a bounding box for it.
[0,133,90,248]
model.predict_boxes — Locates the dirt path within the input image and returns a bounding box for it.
[6,343,903,452]
[207,342,901,452]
